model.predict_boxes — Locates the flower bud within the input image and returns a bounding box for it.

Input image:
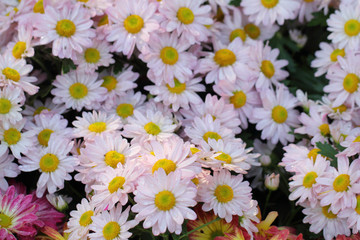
[265,173,280,191]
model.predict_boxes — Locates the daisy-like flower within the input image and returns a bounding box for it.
[145,76,205,112]
[74,39,115,73]
[140,32,196,86]
[19,135,78,197]
[241,0,300,26]
[132,169,197,235]
[196,38,250,84]
[5,25,35,59]
[0,52,38,95]
[338,194,360,233]
[339,128,360,157]
[0,118,34,159]
[22,98,67,117]
[106,0,159,56]
[51,70,107,111]
[251,86,300,145]
[158,0,213,44]
[72,0,113,17]
[0,86,24,129]
[297,0,321,23]
[318,96,352,121]
[327,3,360,50]
[0,150,19,191]
[0,186,39,240]
[198,169,254,223]
[72,110,122,140]
[34,4,95,59]
[242,19,279,42]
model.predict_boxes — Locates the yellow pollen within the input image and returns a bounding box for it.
[244,23,261,39]
[155,190,176,211]
[77,0,89,2]
[69,83,88,99]
[333,174,350,192]
[2,67,20,82]
[190,147,200,154]
[56,19,76,37]
[124,15,144,34]
[353,136,360,142]
[152,158,176,175]
[304,0,314,2]
[214,185,234,203]
[214,49,236,67]
[116,103,134,119]
[191,178,199,185]
[230,90,247,108]
[215,152,232,164]
[79,210,94,227]
[103,221,121,240]
[84,48,100,63]
[98,14,109,26]
[167,78,186,94]
[88,122,107,133]
[355,195,360,215]
[302,171,318,188]
[144,122,161,135]
[307,148,320,161]
[319,123,330,136]
[344,19,360,37]
[0,99,12,114]
[261,0,279,8]
[3,128,21,145]
[37,129,54,147]
[0,213,12,228]
[333,105,347,113]
[108,176,126,193]
[322,205,337,219]
[343,73,359,93]
[39,153,59,173]
[101,76,117,91]
[330,49,345,62]
[104,151,125,168]
[33,106,49,116]
[177,7,195,25]
[12,41,26,59]
[33,0,44,13]
[272,105,288,124]
[203,131,222,143]
[160,47,179,65]
[229,28,247,42]
[261,60,275,79]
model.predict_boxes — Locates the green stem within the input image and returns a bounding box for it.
[128,195,136,205]
[263,190,272,216]
[162,233,169,240]
[31,56,52,78]
[178,217,221,240]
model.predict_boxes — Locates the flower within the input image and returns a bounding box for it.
[0,150,19,191]
[5,25,35,59]
[0,86,24,129]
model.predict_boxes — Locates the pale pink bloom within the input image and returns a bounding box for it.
[281,143,316,173]
[296,0,321,23]
[0,150,19,191]
[318,95,352,121]
[339,128,360,157]
[0,86,24,129]
[5,25,35,59]
[71,0,113,17]
[338,194,360,233]
[22,98,67,118]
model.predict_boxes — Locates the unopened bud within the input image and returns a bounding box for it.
[46,194,72,212]
[265,173,280,191]
[260,155,271,166]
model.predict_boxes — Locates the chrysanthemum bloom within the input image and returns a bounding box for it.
[241,0,300,26]
[72,110,122,140]
[0,150,19,191]
[196,38,250,84]
[318,95,352,122]
[132,169,197,235]
[281,144,322,173]
[72,0,113,17]
[251,86,300,145]
[297,0,321,23]
[88,205,136,240]
[22,98,67,117]
[106,0,159,56]
[139,32,196,86]
[339,128,360,157]
[198,169,254,223]
[0,86,24,129]
[51,70,107,111]
[0,186,39,240]
[34,4,95,59]
[0,52,39,95]
[158,0,213,44]
[19,135,78,197]
[327,3,360,50]
[5,25,35,59]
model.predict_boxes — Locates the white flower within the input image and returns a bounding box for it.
[0,149,19,191]
[0,86,24,129]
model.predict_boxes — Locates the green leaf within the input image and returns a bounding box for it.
[307,11,328,27]
[316,142,338,161]
[230,0,241,6]
[61,58,76,74]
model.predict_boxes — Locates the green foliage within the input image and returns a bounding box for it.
[61,58,76,74]
[229,0,241,6]
[316,142,338,166]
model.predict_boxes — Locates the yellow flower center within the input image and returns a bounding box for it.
[116,103,134,119]
[322,205,337,219]
[2,67,20,82]
[191,178,199,185]
[214,185,234,203]
[229,28,247,42]
[124,15,144,34]
[343,73,359,93]
[272,105,288,124]
[144,122,161,135]
[56,19,76,37]
[79,210,94,227]
[152,158,176,175]
[261,0,279,8]
[33,106,49,116]
[177,7,195,25]
[69,83,88,99]
[88,122,107,133]
[353,136,360,142]
[230,90,247,108]
[214,49,236,67]
[78,0,89,2]
[318,123,330,136]
[330,49,345,62]
[0,99,12,114]
[333,174,350,192]
[84,48,100,63]
[160,47,179,65]
[12,41,26,59]
[33,0,44,14]
[101,76,117,91]
[167,78,186,94]
[0,213,12,228]
[155,190,176,211]
[203,131,222,143]
[332,105,347,113]
[103,221,120,240]
[355,195,360,215]
[98,14,109,26]
[244,23,261,39]
[215,152,232,164]
[190,147,200,154]
[3,128,21,145]
[37,129,54,147]
[105,151,125,168]
[304,0,314,2]
[108,176,126,194]
[307,148,320,161]
[261,60,275,79]
[302,171,318,188]
[344,19,360,37]
[39,153,59,172]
